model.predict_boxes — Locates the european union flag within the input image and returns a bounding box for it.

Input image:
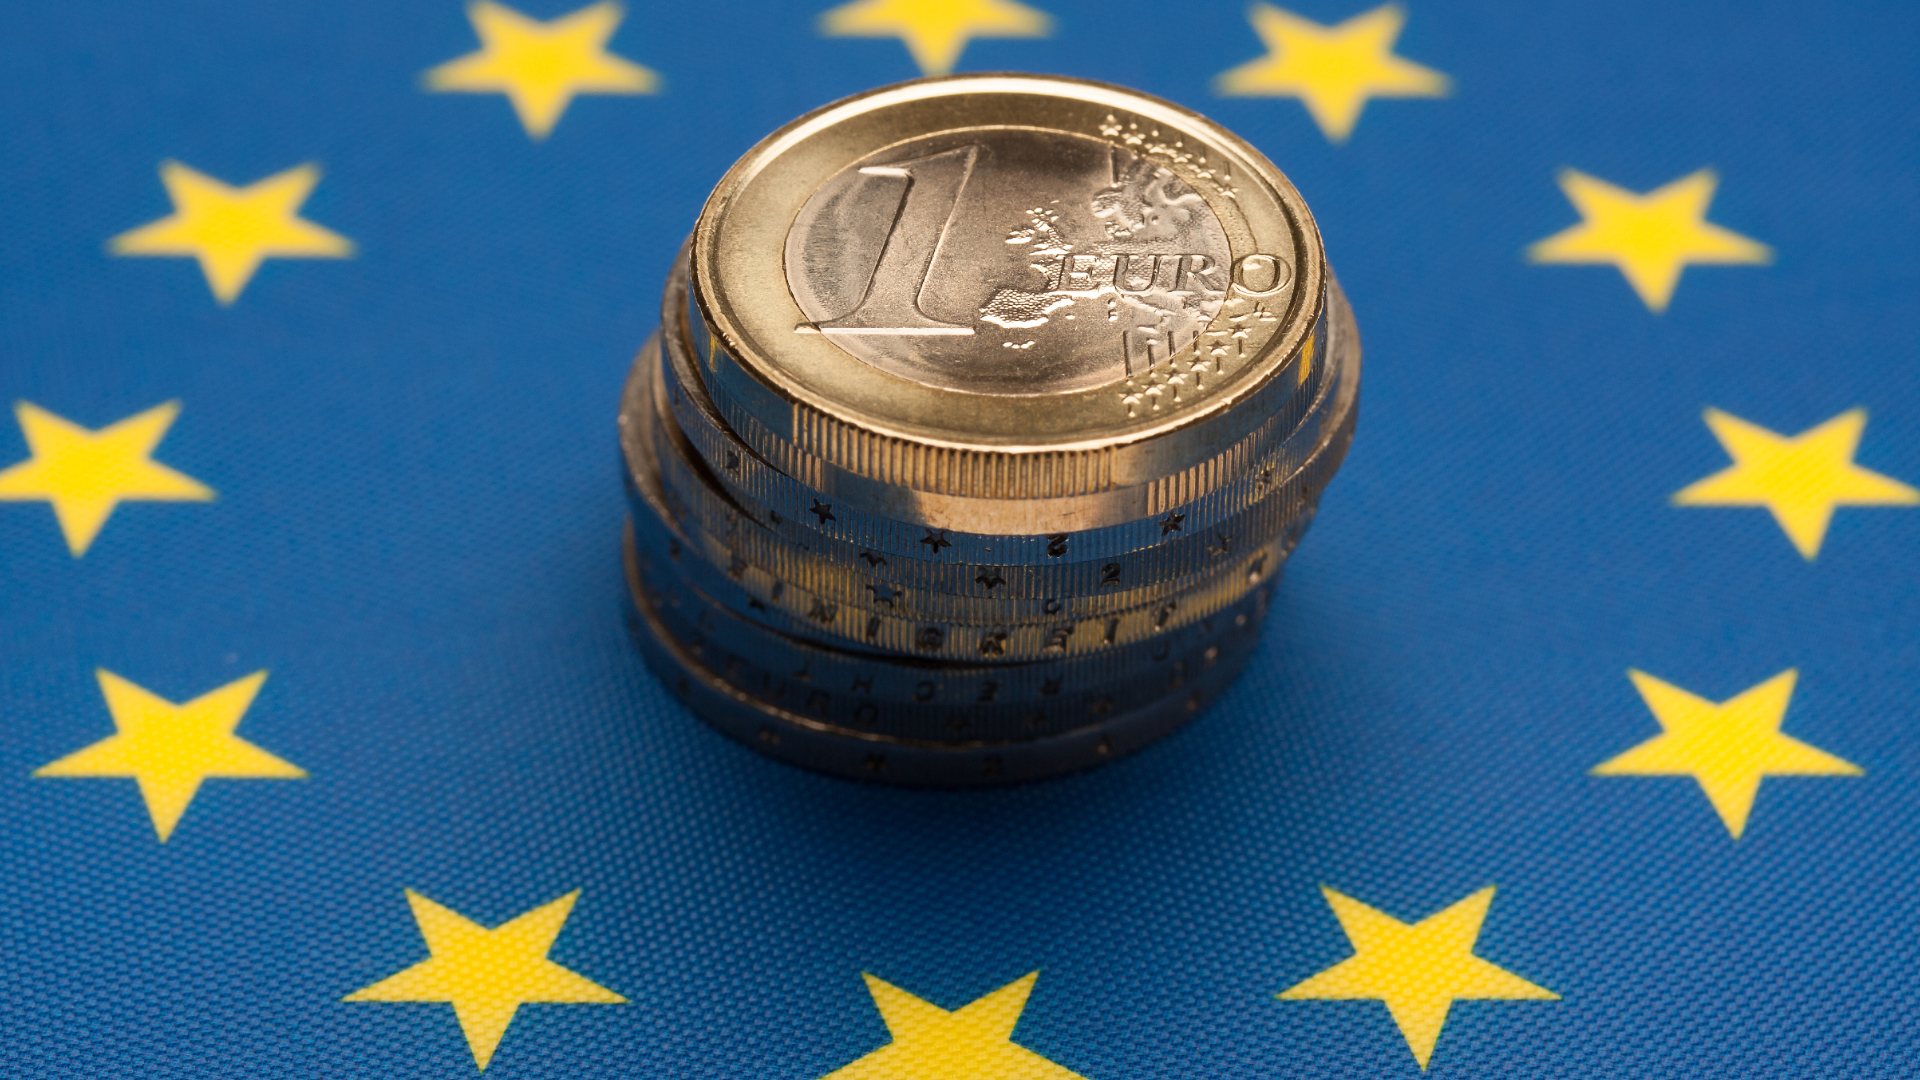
[3,1,1916,1076]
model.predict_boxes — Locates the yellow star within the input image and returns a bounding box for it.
[109,161,352,305]
[1673,407,1917,559]
[820,970,1086,1079]
[1280,886,1555,1070]
[426,1,659,140]
[1528,168,1771,312]
[346,889,624,1070]
[1215,3,1448,143]
[0,401,213,556]
[819,0,1051,77]
[1594,669,1862,839]
[34,670,303,842]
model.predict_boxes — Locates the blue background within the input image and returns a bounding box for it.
[1,0,1916,1076]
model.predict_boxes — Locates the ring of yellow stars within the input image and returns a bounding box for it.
[34,670,303,842]
[1527,168,1771,312]
[1214,3,1448,143]
[1594,669,1862,840]
[819,0,1051,77]
[0,401,213,557]
[346,889,624,1071]
[426,1,659,141]
[1279,886,1555,1071]
[109,161,352,305]
[819,970,1086,1079]
[1673,407,1917,559]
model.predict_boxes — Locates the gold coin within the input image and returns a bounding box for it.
[691,74,1329,502]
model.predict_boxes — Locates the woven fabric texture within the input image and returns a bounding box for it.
[1,1,1915,1076]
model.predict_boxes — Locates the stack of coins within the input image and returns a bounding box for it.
[618,74,1359,786]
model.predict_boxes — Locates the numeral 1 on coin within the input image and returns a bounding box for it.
[819,146,980,336]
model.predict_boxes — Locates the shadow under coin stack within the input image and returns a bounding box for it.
[619,74,1360,786]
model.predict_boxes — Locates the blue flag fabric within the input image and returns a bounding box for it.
[3,1,1916,1077]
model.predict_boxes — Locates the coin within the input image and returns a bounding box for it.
[691,74,1326,502]
[626,520,1272,741]
[625,539,1263,787]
